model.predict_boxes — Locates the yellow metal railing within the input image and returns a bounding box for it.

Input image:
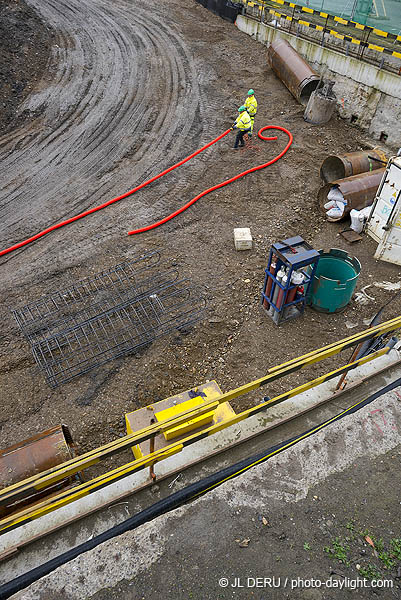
[1,315,400,533]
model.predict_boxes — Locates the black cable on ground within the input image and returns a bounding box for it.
[356,289,401,360]
[1,375,401,599]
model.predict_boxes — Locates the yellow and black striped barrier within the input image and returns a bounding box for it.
[1,314,401,533]
[242,0,401,60]
[264,0,401,42]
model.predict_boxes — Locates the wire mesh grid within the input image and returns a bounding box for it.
[12,250,164,341]
[12,254,207,387]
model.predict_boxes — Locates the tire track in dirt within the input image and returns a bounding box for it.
[0,0,212,252]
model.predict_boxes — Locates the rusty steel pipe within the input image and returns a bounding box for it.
[335,343,362,391]
[0,425,78,517]
[318,168,385,221]
[267,39,320,105]
[320,149,388,183]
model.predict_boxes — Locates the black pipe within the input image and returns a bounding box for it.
[2,375,401,599]
[355,290,401,360]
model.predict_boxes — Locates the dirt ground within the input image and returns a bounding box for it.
[1,0,401,459]
[0,0,51,134]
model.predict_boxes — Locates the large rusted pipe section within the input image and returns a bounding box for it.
[320,149,388,183]
[267,39,320,105]
[0,425,78,517]
[318,169,385,221]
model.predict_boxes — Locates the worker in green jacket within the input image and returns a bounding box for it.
[244,89,257,136]
[232,106,251,149]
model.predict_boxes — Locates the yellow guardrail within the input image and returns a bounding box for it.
[1,315,400,533]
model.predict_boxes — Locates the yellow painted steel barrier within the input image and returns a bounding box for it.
[0,316,397,534]
[1,315,401,512]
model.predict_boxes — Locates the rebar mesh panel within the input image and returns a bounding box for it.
[12,250,168,341]
[12,256,207,387]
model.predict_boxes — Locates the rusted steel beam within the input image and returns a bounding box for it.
[320,149,388,183]
[318,169,385,221]
[267,39,320,105]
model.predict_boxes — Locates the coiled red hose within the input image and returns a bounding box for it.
[128,125,293,235]
[0,126,292,257]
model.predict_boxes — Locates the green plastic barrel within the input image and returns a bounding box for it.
[309,249,361,313]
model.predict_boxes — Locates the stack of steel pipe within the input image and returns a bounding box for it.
[318,149,387,221]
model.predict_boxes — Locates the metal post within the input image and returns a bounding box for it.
[335,343,362,390]
[358,27,371,61]
[289,4,296,34]
[321,13,329,47]
[149,419,157,481]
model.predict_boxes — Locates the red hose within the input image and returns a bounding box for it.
[0,126,292,257]
[127,125,293,235]
[0,129,230,257]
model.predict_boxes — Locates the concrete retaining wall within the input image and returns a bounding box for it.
[236,15,401,147]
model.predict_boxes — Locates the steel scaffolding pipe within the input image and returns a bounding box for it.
[320,149,388,183]
[267,39,320,105]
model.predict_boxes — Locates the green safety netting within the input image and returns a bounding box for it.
[295,0,401,34]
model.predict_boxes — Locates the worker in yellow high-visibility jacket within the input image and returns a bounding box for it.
[232,106,251,149]
[244,89,257,136]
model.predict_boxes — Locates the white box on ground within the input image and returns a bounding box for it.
[234,227,252,251]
